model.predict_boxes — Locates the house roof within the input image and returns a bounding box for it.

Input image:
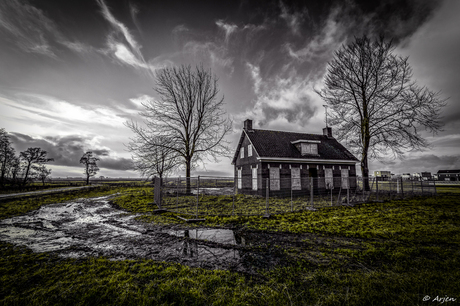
[232,128,359,164]
[437,169,460,174]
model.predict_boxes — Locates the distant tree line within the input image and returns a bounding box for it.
[0,128,54,189]
[0,128,101,190]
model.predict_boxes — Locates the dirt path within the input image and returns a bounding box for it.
[0,195,286,272]
[0,185,98,200]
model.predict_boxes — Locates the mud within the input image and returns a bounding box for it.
[0,196,286,272]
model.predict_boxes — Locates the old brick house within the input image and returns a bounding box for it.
[232,119,359,196]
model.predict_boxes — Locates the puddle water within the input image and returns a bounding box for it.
[167,228,242,245]
[0,196,283,271]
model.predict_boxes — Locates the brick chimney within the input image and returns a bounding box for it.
[323,127,332,138]
[244,119,253,131]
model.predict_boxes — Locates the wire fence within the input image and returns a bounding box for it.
[154,176,437,218]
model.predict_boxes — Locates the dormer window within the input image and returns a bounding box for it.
[300,143,318,155]
[291,140,320,156]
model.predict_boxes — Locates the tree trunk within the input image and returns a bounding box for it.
[86,164,90,185]
[361,156,370,192]
[185,158,191,194]
[361,117,371,191]
[22,162,31,188]
[0,153,7,187]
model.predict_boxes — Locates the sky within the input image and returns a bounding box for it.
[0,0,459,178]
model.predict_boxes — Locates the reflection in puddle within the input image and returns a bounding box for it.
[168,228,245,245]
[171,229,241,262]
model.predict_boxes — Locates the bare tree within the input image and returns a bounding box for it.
[8,156,21,186]
[19,147,54,187]
[80,151,100,185]
[32,164,52,186]
[317,36,446,190]
[127,134,180,180]
[0,128,16,187]
[126,64,232,193]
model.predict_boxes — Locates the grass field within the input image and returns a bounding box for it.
[0,186,459,305]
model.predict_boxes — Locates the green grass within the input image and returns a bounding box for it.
[0,187,459,305]
[1,236,459,306]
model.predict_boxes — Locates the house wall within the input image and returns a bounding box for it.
[234,134,261,195]
[236,160,357,196]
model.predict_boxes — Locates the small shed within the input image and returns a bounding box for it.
[232,119,359,196]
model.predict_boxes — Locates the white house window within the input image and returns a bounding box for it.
[269,167,280,190]
[240,147,244,159]
[248,144,252,157]
[325,168,333,189]
[300,143,318,155]
[291,140,320,156]
[252,167,257,190]
[341,169,349,189]
[291,168,301,190]
[237,168,242,189]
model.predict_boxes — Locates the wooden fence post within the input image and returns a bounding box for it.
[196,176,200,218]
[291,178,293,212]
[310,177,314,207]
[154,176,162,209]
[264,178,270,218]
[376,178,379,201]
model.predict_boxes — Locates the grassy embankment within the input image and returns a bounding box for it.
[0,185,459,305]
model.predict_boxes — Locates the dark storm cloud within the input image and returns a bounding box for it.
[9,133,86,167]
[353,0,441,44]
[92,149,110,156]
[186,0,443,130]
[99,158,134,171]
[8,132,133,171]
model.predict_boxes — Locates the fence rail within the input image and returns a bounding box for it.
[154,176,436,218]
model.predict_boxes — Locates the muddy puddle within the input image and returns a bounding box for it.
[0,196,284,272]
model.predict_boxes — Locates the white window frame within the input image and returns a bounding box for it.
[311,143,318,155]
[237,168,242,189]
[252,167,257,190]
[240,147,244,159]
[301,143,318,155]
[325,168,333,189]
[248,144,252,157]
[291,167,301,190]
[341,169,349,189]
[301,143,311,155]
[269,167,280,191]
